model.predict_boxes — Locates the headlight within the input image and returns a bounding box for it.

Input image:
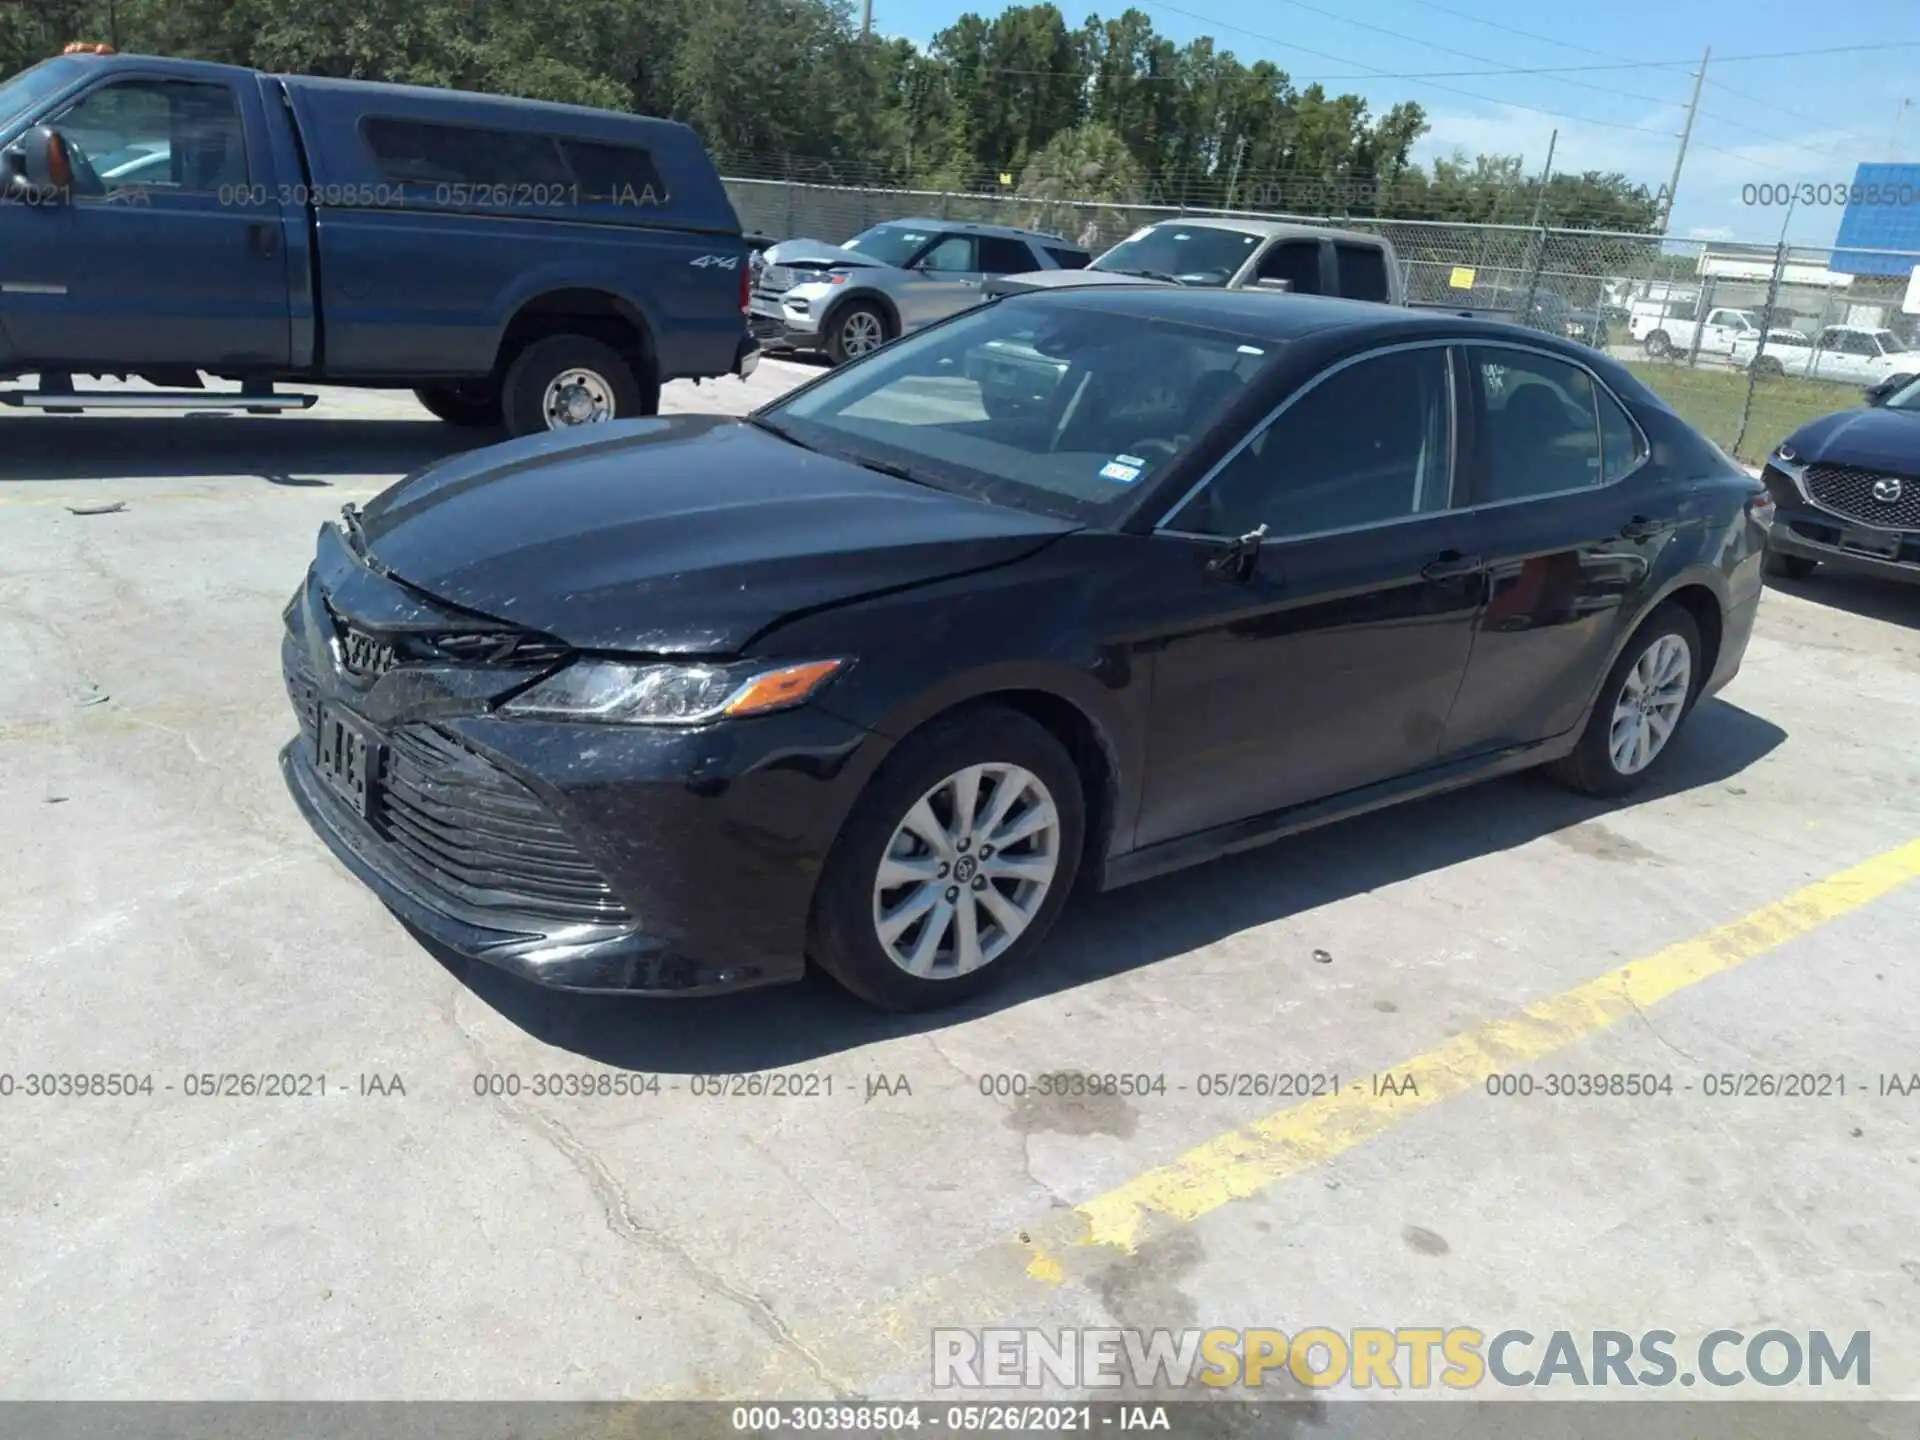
[500,657,844,725]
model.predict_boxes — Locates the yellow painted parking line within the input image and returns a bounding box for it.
[684,835,1920,1398]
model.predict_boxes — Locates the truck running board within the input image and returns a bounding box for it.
[0,390,318,412]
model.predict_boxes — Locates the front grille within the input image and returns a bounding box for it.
[375,728,631,926]
[1803,463,1920,529]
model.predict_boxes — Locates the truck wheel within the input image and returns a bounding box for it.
[501,335,654,438]
[825,303,890,366]
[413,381,503,429]
[1751,356,1784,379]
[1643,330,1672,358]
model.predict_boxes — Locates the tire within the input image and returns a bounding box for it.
[1751,356,1784,379]
[808,706,1086,1011]
[1642,330,1671,358]
[500,334,655,439]
[1547,603,1704,800]
[825,302,891,367]
[413,381,503,429]
[1765,549,1818,580]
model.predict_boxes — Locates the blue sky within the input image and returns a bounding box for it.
[872,0,1920,247]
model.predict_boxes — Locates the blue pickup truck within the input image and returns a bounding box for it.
[0,51,758,435]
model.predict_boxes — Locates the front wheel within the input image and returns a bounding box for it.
[808,707,1085,1010]
[1547,604,1703,799]
[825,302,890,366]
[500,335,657,438]
[1765,549,1818,580]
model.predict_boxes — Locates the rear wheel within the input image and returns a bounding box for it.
[413,381,503,428]
[1751,355,1784,379]
[1547,604,1703,799]
[500,335,656,439]
[1765,549,1818,580]
[1643,330,1672,358]
[808,707,1085,1011]
[825,303,890,366]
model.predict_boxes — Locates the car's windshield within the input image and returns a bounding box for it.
[0,57,83,134]
[760,298,1282,523]
[1884,375,1920,410]
[843,224,939,268]
[1092,225,1262,287]
[1874,331,1907,354]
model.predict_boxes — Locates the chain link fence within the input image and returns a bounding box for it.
[725,176,1920,462]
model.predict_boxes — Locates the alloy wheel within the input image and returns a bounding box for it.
[1608,633,1691,776]
[871,763,1061,978]
[838,310,885,357]
[541,368,616,428]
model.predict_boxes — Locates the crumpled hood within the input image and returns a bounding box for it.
[1784,405,1920,471]
[354,415,1076,654]
[760,238,886,271]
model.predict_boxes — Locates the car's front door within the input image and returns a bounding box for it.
[0,74,291,369]
[1437,343,1670,758]
[1130,342,1487,848]
[897,232,984,330]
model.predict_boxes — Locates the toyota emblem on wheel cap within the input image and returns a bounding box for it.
[1873,476,1904,504]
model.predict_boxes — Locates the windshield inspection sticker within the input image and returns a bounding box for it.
[1099,458,1144,484]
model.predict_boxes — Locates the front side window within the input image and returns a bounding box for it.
[1257,241,1324,294]
[1470,347,1604,502]
[1167,347,1453,539]
[917,235,978,272]
[763,299,1283,523]
[51,79,246,194]
[1093,225,1261,287]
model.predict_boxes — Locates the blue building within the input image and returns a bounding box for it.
[1832,162,1920,276]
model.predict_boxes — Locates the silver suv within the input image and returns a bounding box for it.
[749,219,1091,364]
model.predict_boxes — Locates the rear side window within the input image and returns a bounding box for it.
[1257,241,1323,294]
[1045,246,1091,269]
[1333,242,1391,303]
[361,118,668,204]
[1596,387,1648,482]
[976,236,1037,274]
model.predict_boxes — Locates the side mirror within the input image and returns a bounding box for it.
[17,127,72,202]
[1864,377,1898,407]
[1254,277,1293,293]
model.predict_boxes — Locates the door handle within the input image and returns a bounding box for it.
[1421,550,1485,580]
[247,221,280,259]
[1619,515,1671,540]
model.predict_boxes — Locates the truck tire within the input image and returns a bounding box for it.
[1642,330,1672,358]
[413,381,503,429]
[825,303,891,366]
[1751,356,1784,379]
[501,335,655,438]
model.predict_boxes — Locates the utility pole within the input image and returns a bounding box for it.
[1661,46,1709,234]
[1223,135,1248,212]
[860,0,872,39]
[1526,128,1558,229]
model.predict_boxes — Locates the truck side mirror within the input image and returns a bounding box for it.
[18,127,72,201]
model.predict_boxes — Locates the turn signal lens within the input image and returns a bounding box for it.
[722,659,845,716]
[1748,491,1776,528]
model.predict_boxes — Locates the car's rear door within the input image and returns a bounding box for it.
[1129,340,1487,847]
[1436,342,1670,759]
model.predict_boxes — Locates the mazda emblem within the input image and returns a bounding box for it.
[1872,476,1903,504]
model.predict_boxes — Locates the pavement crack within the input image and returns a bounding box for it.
[1624,989,1705,1065]
[446,991,857,1400]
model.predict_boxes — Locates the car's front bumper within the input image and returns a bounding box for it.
[748,292,824,349]
[1758,460,1920,583]
[279,568,891,995]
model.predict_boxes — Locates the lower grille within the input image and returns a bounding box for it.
[1804,463,1920,529]
[375,728,631,926]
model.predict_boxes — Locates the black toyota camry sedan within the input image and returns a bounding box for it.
[281,288,1770,1010]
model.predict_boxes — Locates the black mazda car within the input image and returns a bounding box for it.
[281,289,1770,1010]
[1758,372,1920,584]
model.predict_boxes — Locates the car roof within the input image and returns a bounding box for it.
[1001,286,1619,352]
[1135,216,1389,246]
[874,217,1077,245]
